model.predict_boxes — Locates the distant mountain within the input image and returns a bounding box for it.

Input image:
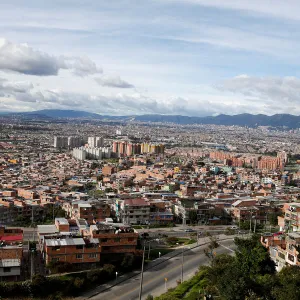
[3,109,300,128]
[25,109,103,119]
[133,113,300,128]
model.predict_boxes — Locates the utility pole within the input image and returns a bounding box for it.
[254,217,257,233]
[138,242,146,300]
[181,247,184,283]
[249,210,252,236]
[147,242,151,260]
[30,250,34,281]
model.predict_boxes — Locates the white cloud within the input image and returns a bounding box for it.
[95,75,134,88]
[217,75,300,114]
[162,0,300,21]
[0,38,102,76]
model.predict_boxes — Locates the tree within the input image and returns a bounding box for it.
[188,210,198,224]
[216,263,250,300]
[268,211,283,226]
[234,235,276,278]
[121,253,134,271]
[272,266,300,300]
[204,236,219,259]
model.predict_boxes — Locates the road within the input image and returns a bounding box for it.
[87,238,236,300]
[15,225,234,241]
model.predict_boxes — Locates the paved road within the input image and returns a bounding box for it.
[87,238,236,300]
[15,225,233,241]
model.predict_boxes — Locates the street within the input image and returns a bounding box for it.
[86,237,236,300]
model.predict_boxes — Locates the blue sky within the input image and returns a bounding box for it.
[1,0,300,116]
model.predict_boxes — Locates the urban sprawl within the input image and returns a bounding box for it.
[1,118,300,294]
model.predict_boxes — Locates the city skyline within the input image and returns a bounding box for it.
[1,1,300,116]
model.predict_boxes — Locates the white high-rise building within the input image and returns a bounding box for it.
[72,146,112,161]
[88,136,104,148]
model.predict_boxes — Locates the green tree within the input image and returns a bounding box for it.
[234,235,276,278]
[272,266,300,300]
[188,210,198,224]
[121,253,134,271]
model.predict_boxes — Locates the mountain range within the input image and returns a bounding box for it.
[3,109,300,128]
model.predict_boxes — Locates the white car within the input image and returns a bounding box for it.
[230,226,238,230]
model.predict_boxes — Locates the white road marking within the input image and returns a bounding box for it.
[218,243,235,253]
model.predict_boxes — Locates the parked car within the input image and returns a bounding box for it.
[185,228,196,232]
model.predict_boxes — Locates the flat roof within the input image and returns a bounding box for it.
[55,218,69,225]
[45,238,85,247]
[37,225,58,234]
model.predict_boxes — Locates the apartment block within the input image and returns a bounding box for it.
[118,198,150,225]
[39,218,138,267]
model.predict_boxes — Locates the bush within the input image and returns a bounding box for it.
[166,237,179,245]
[47,261,73,274]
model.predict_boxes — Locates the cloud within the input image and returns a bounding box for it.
[217,75,300,114]
[163,0,300,21]
[218,75,300,102]
[0,38,102,76]
[95,76,134,88]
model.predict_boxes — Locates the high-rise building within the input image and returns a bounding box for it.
[72,146,111,160]
[68,136,82,149]
[88,136,104,148]
[54,136,68,148]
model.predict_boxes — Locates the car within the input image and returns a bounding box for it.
[184,228,196,232]
[230,226,238,230]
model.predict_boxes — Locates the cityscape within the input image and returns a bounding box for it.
[1,1,300,300]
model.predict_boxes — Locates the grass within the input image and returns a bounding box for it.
[132,225,144,229]
[155,268,210,300]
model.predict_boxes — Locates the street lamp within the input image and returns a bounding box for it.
[115,271,118,283]
[159,252,161,258]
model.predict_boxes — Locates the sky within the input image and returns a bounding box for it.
[1,0,300,116]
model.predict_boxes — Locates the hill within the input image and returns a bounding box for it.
[3,110,300,128]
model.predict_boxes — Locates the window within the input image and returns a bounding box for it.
[76,245,84,250]
[101,238,108,243]
[128,237,134,242]
[76,254,83,259]
[114,238,120,242]
[3,267,11,273]
[53,246,60,251]
[89,253,97,258]
[288,254,295,262]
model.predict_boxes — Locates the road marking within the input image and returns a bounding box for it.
[218,243,235,253]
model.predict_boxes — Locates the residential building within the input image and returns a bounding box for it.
[118,198,150,225]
